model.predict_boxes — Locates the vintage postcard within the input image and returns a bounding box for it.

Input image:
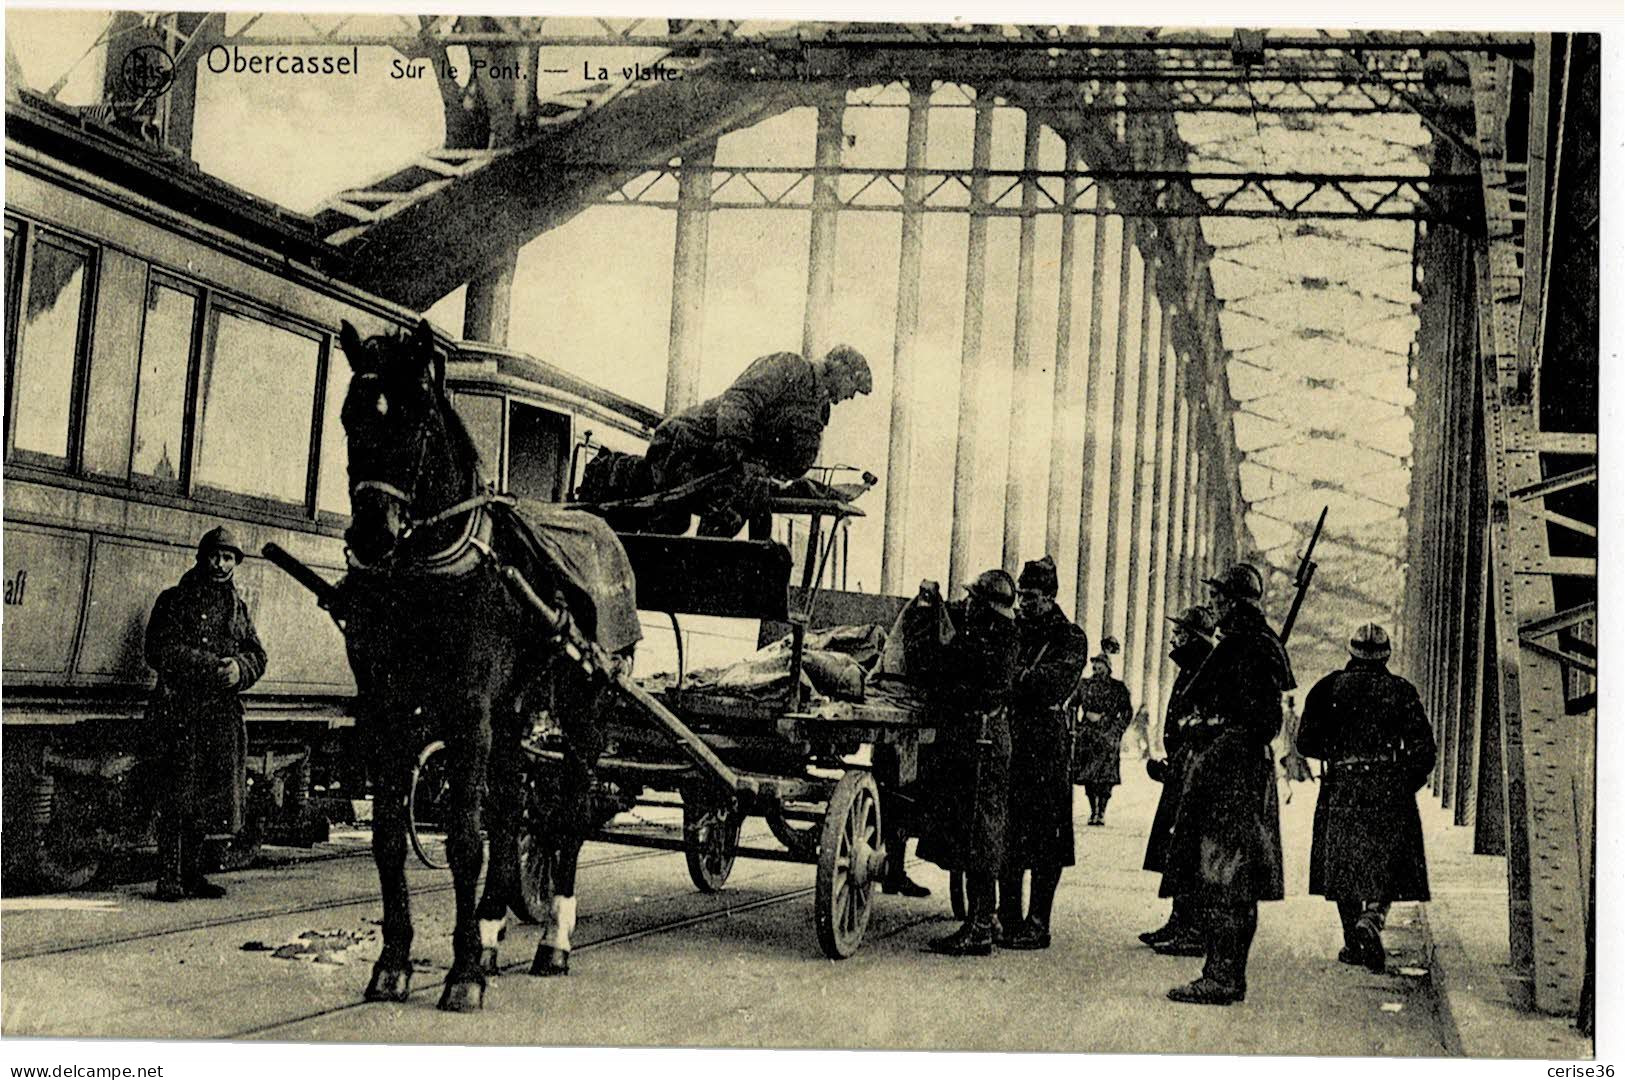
[0,5,1606,1074]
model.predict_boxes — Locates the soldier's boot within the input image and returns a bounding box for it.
[1141,898,1191,946]
[928,916,995,957]
[1094,789,1112,826]
[1005,866,1061,950]
[880,835,930,897]
[182,833,227,899]
[1336,899,1365,964]
[1152,892,1206,955]
[154,828,187,903]
[993,870,1025,944]
[1353,907,1387,973]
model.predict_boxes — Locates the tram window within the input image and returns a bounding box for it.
[131,281,198,485]
[451,391,503,471]
[315,350,350,517]
[9,235,92,464]
[507,402,570,502]
[194,306,320,507]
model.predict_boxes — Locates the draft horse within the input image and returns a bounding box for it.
[336,319,630,1010]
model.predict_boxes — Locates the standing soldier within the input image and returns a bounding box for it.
[917,569,1020,956]
[1296,623,1436,972]
[1071,639,1133,826]
[998,556,1090,951]
[1161,563,1294,1006]
[1139,604,1218,954]
[144,527,268,901]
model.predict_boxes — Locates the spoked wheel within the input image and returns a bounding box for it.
[515,828,556,924]
[683,796,742,893]
[815,770,885,960]
[408,741,451,870]
[765,803,820,860]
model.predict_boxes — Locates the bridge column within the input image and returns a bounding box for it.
[1073,198,1112,629]
[947,92,995,593]
[880,87,931,594]
[1099,221,1139,640]
[1044,150,1082,597]
[802,96,845,362]
[464,248,518,345]
[1139,304,1175,729]
[1157,364,1191,750]
[1001,112,1044,574]
[1123,251,1158,699]
[665,141,717,414]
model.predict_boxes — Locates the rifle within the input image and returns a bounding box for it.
[1278,506,1326,644]
[262,543,346,626]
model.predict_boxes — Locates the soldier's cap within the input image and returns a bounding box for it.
[824,344,873,395]
[1167,604,1218,640]
[1203,563,1264,601]
[965,569,1016,620]
[1017,554,1059,596]
[197,525,244,562]
[1349,622,1392,660]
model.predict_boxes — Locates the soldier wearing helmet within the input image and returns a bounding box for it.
[1160,562,1295,1006]
[144,526,268,901]
[917,568,1019,956]
[1295,622,1436,973]
[1139,604,1218,955]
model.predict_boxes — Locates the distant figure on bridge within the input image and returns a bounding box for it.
[917,569,1018,957]
[1295,623,1435,973]
[1161,563,1293,1007]
[643,345,872,537]
[1140,604,1217,957]
[144,526,268,901]
[1071,638,1132,827]
[998,556,1089,951]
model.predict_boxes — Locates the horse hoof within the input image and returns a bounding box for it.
[529,948,570,977]
[438,977,486,1012]
[364,966,412,1003]
[480,947,501,975]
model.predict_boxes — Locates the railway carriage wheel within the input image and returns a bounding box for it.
[683,795,742,893]
[408,740,450,870]
[815,770,884,960]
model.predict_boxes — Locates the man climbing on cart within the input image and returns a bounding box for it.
[580,345,873,536]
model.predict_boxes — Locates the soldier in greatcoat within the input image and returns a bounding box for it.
[144,526,268,900]
[1296,622,1436,972]
[1139,604,1217,954]
[917,569,1020,956]
[1071,640,1133,826]
[1161,563,1294,1006]
[642,345,872,536]
[997,556,1089,951]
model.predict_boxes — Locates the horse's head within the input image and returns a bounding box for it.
[338,318,474,566]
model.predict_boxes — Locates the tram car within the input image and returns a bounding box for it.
[1,91,658,892]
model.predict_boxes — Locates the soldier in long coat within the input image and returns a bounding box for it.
[1139,604,1217,953]
[144,526,268,900]
[1296,622,1436,972]
[997,556,1089,950]
[1072,641,1133,826]
[917,569,1019,956]
[1161,563,1294,1006]
[642,346,871,536]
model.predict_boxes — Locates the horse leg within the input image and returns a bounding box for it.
[531,837,581,977]
[438,724,492,1013]
[365,767,414,1002]
[475,734,523,975]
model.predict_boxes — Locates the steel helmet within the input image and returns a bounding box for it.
[197,525,244,562]
[1167,604,1218,641]
[966,568,1017,620]
[1349,622,1392,660]
[1203,563,1264,601]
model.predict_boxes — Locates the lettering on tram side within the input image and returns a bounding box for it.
[4,568,25,606]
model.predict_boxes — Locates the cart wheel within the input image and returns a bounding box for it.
[408,741,450,870]
[815,771,884,960]
[765,805,820,860]
[683,799,741,893]
[949,872,967,920]
[515,829,555,924]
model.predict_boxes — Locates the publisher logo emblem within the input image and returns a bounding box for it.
[121,45,175,97]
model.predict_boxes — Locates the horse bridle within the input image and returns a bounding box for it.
[347,373,505,573]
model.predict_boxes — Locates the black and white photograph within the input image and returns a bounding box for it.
[0,5,1610,1072]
